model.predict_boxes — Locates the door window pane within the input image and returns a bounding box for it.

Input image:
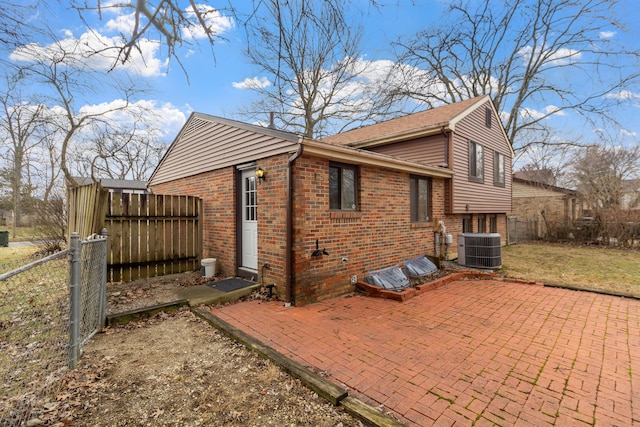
[245,176,257,221]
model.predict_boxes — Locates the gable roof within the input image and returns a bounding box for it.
[512,176,577,196]
[149,112,455,187]
[323,95,514,156]
[513,169,556,186]
[149,113,301,186]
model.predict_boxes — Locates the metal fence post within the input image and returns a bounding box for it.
[99,228,108,328]
[69,232,81,369]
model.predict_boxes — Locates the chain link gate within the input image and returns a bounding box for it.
[1,230,107,426]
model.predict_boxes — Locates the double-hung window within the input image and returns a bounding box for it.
[410,175,431,222]
[489,215,498,233]
[469,141,484,182]
[494,151,505,187]
[329,163,357,210]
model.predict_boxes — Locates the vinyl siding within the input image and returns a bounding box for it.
[450,103,512,214]
[368,134,448,167]
[149,115,299,186]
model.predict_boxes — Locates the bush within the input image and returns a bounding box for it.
[34,197,67,252]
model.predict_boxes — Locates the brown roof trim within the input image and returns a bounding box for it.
[322,95,515,157]
[323,96,487,146]
[301,138,453,179]
[512,176,577,195]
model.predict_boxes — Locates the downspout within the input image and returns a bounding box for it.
[440,126,448,167]
[285,140,304,306]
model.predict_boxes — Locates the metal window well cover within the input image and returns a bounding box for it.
[367,265,411,291]
[403,255,438,278]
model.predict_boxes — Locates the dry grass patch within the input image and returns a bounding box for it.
[0,246,40,268]
[501,242,640,296]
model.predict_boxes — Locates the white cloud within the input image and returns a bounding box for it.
[182,5,235,40]
[519,105,566,121]
[519,45,582,66]
[101,4,234,41]
[606,90,640,100]
[545,105,565,116]
[10,4,234,77]
[599,31,616,39]
[232,76,271,89]
[620,129,637,137]
[78,99,187,140]
[520,107,545,120]
[104,13,138,34]
[10,30,169,77]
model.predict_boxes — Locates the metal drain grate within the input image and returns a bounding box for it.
[404,255,438,278]
[367,265,410,291]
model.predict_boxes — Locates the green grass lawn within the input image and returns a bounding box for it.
[0,226,41,242]
[501,242,640,297]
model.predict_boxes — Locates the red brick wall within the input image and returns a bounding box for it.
[151,167,237,278]
[255,155,289,294]
[289,154,463,305]
[151,153,508,306]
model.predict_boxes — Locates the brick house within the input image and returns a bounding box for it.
[511,175,580,238]
[148,95,512,305]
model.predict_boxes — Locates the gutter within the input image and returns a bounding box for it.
[285,140,304,306]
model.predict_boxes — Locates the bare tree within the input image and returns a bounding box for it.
[0,0,42,49]
[0,74,46,237]
[72,119,166,181]
[68,0,236,75]
[35,127,64,203]
[238,0,390,138]
[9,44,152,186]
[392,0,640,152]
[514,127,579,188]
[571,144,640,212]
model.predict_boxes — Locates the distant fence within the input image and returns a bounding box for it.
[507,216,640,247]
[105,192,202,282]
[0,232,107,426]
[68,184,203,282]
[507,216,538,245]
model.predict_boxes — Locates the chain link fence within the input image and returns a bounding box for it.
[0,231,107,426]
[506,216,538,244]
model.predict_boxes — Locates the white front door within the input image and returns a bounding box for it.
[241,169,258,271]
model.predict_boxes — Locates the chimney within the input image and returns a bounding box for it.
[268,112,276,129]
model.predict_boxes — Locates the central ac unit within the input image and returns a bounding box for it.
[457,233,502,269]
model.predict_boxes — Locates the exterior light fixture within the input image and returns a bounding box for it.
[255,167,266,180]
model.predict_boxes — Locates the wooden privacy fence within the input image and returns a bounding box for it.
[68,183,109,240]
[106,193,203,282]
[68,184,203,282]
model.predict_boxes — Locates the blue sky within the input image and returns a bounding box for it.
[4,0,640,173]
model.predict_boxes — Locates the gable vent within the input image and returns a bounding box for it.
[457,233,502,269]
[183,118,209,136]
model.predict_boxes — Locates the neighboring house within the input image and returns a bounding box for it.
[148,95,513,306]
[621,179,640,212]
[511,175,580,237]
[71,177,151,194]
[512,169,556,186]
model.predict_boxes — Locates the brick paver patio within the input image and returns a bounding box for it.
[210,280,640,426]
